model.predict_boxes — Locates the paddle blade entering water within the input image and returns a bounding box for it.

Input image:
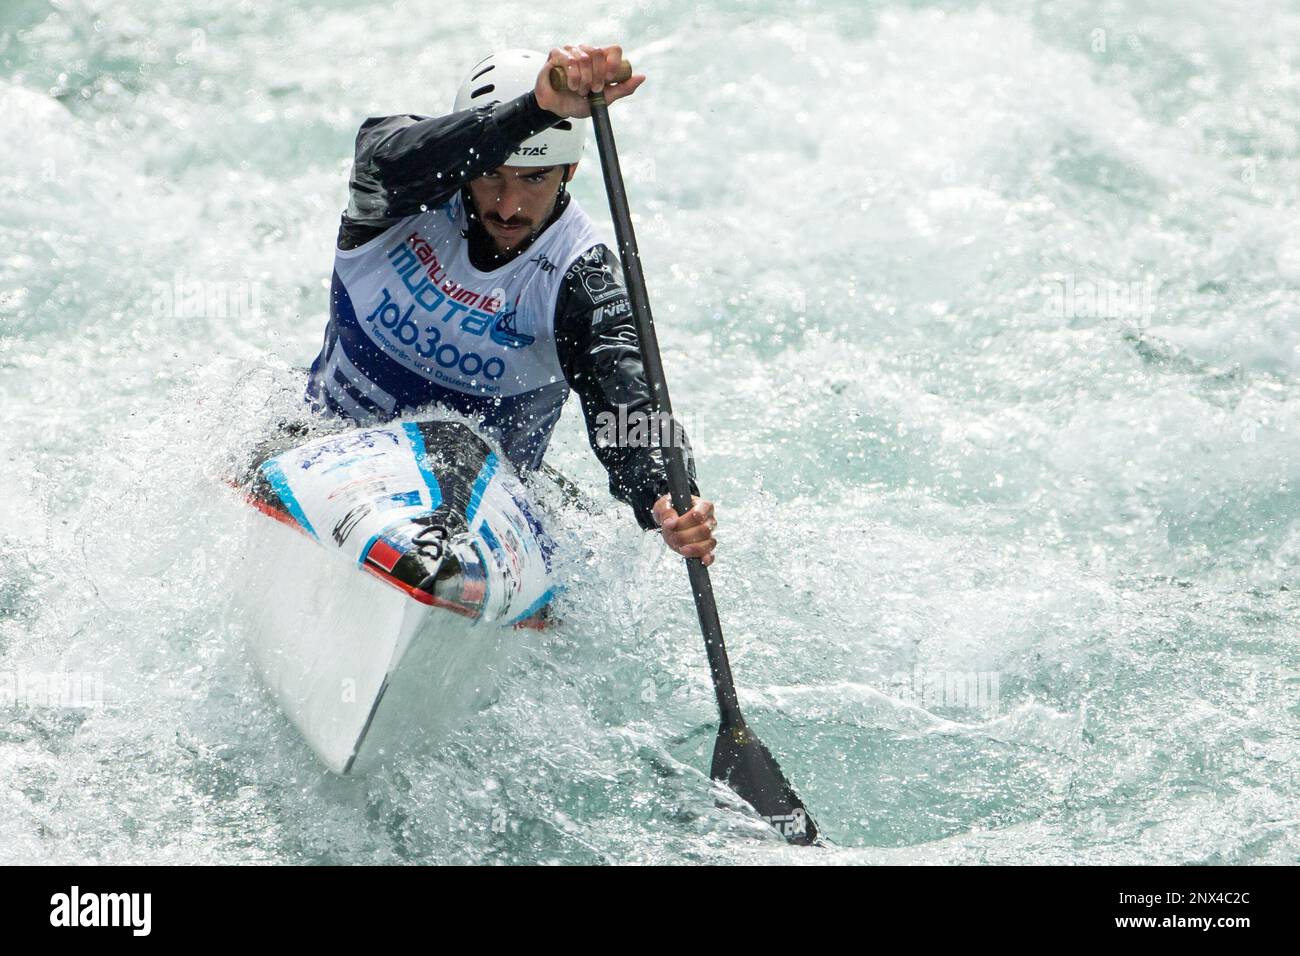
[711,721,819,846]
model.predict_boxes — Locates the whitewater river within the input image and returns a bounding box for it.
[1,0,1297,863]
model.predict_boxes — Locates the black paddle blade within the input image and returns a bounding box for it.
[711,720,819,846]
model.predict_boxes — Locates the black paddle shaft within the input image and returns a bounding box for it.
[583,88,820,847]
[585,94,742,727]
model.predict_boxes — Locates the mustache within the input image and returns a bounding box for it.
[484,213,533,228]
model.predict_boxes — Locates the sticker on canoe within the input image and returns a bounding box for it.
[242,420,556,625]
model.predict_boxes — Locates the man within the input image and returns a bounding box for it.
[305,44,716,565]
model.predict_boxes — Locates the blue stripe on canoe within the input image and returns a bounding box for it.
[401,422,444,511]
[260,458,317,539]
[479,522,502,557]
[464,452,499,525]
[508,586,558,626]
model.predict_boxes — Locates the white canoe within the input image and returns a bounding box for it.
[229,419,555,773]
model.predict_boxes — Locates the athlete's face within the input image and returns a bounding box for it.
[468,164,577,253]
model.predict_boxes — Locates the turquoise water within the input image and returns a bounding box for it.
[1,0,1297,863]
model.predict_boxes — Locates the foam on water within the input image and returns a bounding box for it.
[1,0,1297,863]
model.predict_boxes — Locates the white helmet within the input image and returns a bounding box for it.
[453,49,586,165]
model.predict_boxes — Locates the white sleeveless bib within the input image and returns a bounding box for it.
[332,192,600,401]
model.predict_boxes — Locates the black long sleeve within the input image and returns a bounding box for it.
[333,98,697,528]
[554,245,700,530]
[338,92,562,249]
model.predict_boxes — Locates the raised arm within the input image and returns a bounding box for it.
[338,92,561,249]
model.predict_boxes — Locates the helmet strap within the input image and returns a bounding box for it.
[555,164,571,198]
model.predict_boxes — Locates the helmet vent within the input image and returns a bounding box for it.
[454,51,584,163]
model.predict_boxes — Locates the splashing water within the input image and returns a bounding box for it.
[1,0,1298,863]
